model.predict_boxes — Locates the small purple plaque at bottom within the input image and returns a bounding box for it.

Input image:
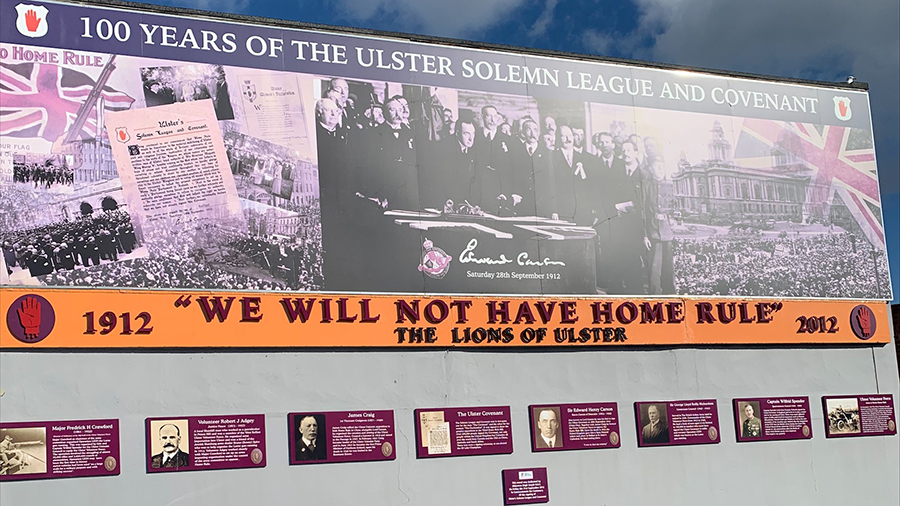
[503,467,549,505]
[0,419,120,482]
[822,394,897,438]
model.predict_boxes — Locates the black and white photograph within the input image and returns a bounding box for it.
[0,427,47,476]
[1,186,147,286]
[148,419,191,470]
[11,153,74,190]
[222,127,319,211]
[638,403,670,445]
[140,64,235,120]
[532,407,562,450]
[292,414,326,462]
[826,398,861,435]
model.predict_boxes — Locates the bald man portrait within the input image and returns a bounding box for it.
[150,422,190,469]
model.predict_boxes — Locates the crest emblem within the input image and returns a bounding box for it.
[115,127,130,143]
[15,4,48,38]
[242,81,257,102]
[833,96,852,121]
[418,238,451,279]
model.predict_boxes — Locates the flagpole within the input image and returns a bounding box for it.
[63,55,118,144]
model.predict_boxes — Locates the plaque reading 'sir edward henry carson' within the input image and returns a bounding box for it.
[733,397,813,442]
[287,410,396,465]
[530,402,620,452]
[0,419,120,482]
[414,406,513,459]
[822,395,897,438]
[145,415,266,473]
[635,400,720,448]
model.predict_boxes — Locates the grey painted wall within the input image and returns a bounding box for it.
[1,339,898,505]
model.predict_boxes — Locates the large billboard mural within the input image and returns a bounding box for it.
[0,0,891,301]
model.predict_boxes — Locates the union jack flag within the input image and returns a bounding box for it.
[737,118,883,247]
[0,61,134,143]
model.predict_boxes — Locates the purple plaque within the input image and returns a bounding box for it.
[734,397,813,442]
[414,406,513,458]
[822,395,897,438]
[530,402,620,452]
[145,415,266,473]
[635,400,720,447]
[287,410,396,464]
[0,419,119,482]
[502,468,549,505]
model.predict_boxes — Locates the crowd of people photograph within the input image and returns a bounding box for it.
[2,207,138,279]
[673,231,889,299]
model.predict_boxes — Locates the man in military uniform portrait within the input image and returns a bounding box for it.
[741,402,762,438]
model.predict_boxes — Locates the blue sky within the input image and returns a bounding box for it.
[137,0,900,301]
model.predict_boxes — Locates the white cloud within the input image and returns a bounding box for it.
[581,29,614,54]
[330,0,530,38]
[529,0,560,38]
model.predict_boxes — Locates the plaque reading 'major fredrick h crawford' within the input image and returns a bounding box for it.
[414,406,513,458]
[288,410,396,464]
[0,419,120,482]
[145,414,266,473]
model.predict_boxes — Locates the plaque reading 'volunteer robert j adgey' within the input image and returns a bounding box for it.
[635,400,720,447]
[822,395,897,438]
[502,468,549,505]
[145,415,266,473]
[414,406,513,459]
[0,419,119,482]
[733,397,813,442]
[287,410,396,464]
[530,403,620,452]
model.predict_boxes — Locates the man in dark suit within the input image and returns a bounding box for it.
[596,137,647,294]
[534,408,562,449]
[150,423,190,469]
[422,117,477,210]
[473,105,514,213]
[641,404,669,444]
[295,415,326,461]
[508,117,541,214]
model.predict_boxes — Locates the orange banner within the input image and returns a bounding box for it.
[0,288,890,348]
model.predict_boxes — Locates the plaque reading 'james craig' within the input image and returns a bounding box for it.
[288,410,396,464]
[0,419,120,482]
[822,395,897,438]
[734,397,813,442]
[145,415,266,473]
[530,402,620,452]
[635,400,720,447]
[414,406,512,458]
[503,468,549,505]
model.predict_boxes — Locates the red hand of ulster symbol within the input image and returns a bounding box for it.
[857,306,872,337]
[16,296,41,338]
[24,9,42,32]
